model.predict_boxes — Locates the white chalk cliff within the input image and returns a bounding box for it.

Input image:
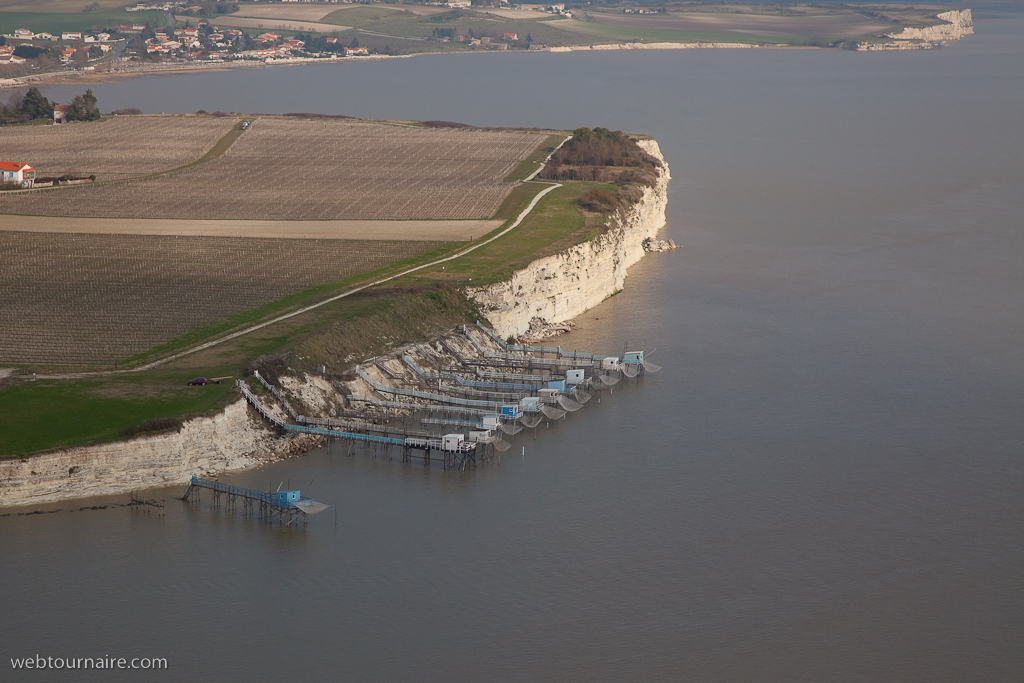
[888,9,974,42]
[0,400,316,507]
[468,139,671,340]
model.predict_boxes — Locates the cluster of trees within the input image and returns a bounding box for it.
[292,32,361,54]
[537,127,666,214]
[544,127,662,170]
[0,87,100,125]
[178,0,239,16]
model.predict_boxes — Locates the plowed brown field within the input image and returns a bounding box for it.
[0,231,444,365]
[0,115,234,180]
[0,118,546,220]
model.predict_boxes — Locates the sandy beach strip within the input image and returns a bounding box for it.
[2,216,501,241]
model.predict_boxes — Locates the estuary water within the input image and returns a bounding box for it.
[4,11,1023,682]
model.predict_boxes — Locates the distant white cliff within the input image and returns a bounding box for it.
[888,9,974,42]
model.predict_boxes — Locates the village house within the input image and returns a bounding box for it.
[53,104,68,123]
[344,47,369,56]
[0,162,35,188]
[34,32,55,41]
[60,47,76,62]
[0,52,28,66]
[503,32,518,41]
[61,31,83,41]
[13,28,33,40]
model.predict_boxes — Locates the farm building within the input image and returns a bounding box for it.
[0,162,35,188]
[53,104,68,124]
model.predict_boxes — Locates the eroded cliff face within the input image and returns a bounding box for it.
[0,400,315,507]
[468,139,670,340]
[888,9,974,41]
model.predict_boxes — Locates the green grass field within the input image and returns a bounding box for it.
[0,365,242,457]
[320,5,412,28]
[549,18,793,46]
[0,9,163,34]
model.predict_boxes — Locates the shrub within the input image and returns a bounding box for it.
[120,417,182,437]
[577,188,621,214]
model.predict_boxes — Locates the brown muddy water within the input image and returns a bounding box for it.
[3,10,1023,682]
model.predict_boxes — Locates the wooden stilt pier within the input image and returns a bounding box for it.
[181,476,327,526]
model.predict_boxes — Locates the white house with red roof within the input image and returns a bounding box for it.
[1,162,35,188]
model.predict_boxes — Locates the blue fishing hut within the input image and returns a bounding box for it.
[272,490,301,507]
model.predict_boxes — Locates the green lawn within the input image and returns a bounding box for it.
[0,365,243,457]
[320,5,411,28]
[0,9,164,34]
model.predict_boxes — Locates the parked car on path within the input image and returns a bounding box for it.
[187,377,208,386]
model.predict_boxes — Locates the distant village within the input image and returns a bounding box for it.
[0,1,579,75]
[0,22,368,70]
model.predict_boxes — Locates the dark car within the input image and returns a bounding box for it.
[187,377,208,386]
